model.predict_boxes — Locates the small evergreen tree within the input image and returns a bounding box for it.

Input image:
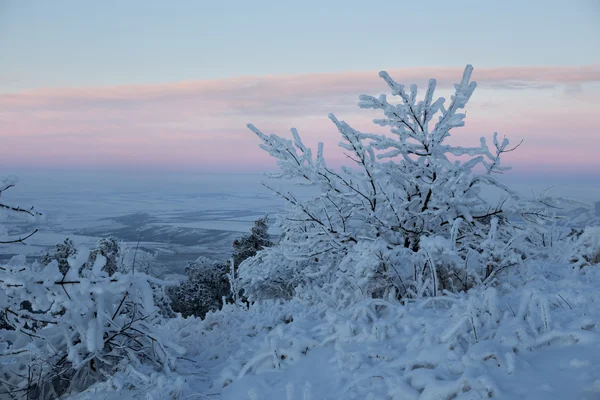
[232,216,273,268]
[167,258,230,318]
[40,238,77,274]
[86,236,121,275]
[167,217,273,317]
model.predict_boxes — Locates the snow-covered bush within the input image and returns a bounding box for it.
[565,227,600,269]
[167,257,230,318]
[168,217,273,316]
[41,238,78,274]
[117,241,157,275]
[86,236,121,275]
[2,193,178,399]
[243,65,557,305]
[0,176,41,331]
[41,237,175,318]
[233,216,273,268]
[238,245,303,301]
[0,250,182,399]
[111,241,176,318]
[217,261,600,399]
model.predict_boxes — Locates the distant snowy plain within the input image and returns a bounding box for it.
[0,171,286,274]
[2,170,598,272]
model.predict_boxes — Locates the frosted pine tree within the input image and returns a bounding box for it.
[41,238,78,274]
[168,217,274,314]
[86,236,121,275]
[167,258,230,318]
[242,65,557,304]
[233,216,273,268]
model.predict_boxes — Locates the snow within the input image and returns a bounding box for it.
[64,261,600,400]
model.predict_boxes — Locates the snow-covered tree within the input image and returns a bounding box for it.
[86,236,121,275]
[242,65,558,304]
[40,237,77,274]
[167,257,230,318]
[41,237,121,276]
[167,217,273,316]
[232,216,273,268]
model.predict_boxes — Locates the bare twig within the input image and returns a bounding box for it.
[0,229,39,244]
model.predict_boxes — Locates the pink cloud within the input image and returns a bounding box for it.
[1,65,598,173]
[2,65,599,109]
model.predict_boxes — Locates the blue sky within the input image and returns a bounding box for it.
[1,0,599,91]
[0,0,599,177]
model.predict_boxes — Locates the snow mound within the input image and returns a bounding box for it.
[215,263,600,399]
[72,262,600,399]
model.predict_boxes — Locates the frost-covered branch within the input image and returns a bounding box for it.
[0,247,180,398]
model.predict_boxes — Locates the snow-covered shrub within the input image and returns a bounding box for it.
[243,65,557,305]
[116,243,176,318]
[167,257,230,318]
[233,216,273,268]
[86,236,121,275]
[238,244,303,301]
[40,237,78,274]
[42,236,124,276]
[168,217,273,315]
[565,227,600,268]
[215,261,600,399]
[41,237,175,318]
[117,241,157,274]
[0,250,182,399]
[1,177,41,331]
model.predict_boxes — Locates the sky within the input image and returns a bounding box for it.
[0,0,599,178]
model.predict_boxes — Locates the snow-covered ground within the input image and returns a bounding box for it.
[69,259,600,400]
